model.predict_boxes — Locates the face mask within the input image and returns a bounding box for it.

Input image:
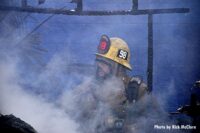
[95,60,113,82]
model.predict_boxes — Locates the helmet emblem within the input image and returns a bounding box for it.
[98,35,111,54]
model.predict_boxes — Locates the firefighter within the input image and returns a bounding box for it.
[69,35,149,133]
[92,35,149,132]
[95,35,148,103]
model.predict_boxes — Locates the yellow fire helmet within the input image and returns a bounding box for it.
[96,35,132,70]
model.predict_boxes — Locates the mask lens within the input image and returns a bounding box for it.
[95,59,112,80]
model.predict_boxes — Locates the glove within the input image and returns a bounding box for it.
[126,77,142,103]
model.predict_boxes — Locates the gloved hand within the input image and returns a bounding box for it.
[126,77,142,103]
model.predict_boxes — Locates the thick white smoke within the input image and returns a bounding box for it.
[0,55,187,133]
[0,1,194,133]
[0,58,79,133]
[0,5,80,132]
[0,25,186,133]
[58,76,126,131]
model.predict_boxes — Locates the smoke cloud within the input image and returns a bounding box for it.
[0,50,79,133]
[0,1,196,133]
[0,6,79,132]
[0,54,188,133]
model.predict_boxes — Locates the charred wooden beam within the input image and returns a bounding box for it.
[132,0,138,11]
[0,6,189,16]
[71,0,83,12]
[147,14,153,92]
